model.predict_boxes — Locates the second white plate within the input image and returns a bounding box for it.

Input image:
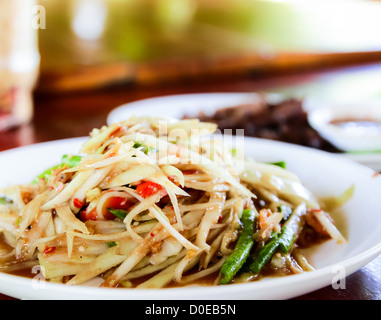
[107,93,381,172]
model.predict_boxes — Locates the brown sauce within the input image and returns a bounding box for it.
[0,232,328,288]
[3,267,35,279]
[0,202,346,288]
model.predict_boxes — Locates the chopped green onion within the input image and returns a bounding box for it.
[133,142,158,155]
[106,241,118,248]
[33,155,82,184]
[268,161,287,169]
[16,216,22,227]
[0,197,10,205]
[107,208,128,220]
[61,155,82,167]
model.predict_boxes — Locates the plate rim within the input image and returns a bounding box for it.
[106,92,285,125]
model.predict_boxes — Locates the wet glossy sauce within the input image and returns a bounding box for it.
[0,209,345,288]
[1,230,326,288]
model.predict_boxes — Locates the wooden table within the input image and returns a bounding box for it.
[0,60,380,300]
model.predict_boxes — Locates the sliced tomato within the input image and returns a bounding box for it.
[103,196,133,220]
[182,169,199,175]
[79,207,98,221]
[136,181,164,198]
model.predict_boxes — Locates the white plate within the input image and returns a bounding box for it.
[107,93,381,172]
[344,153,381,173]
[107,92,285,123]
[0,137,380,300]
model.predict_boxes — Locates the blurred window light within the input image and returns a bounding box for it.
[72,0,107,41]
[293,0,381,52]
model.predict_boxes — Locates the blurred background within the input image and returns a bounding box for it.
[37,0,381,93]
[3,0,381,143]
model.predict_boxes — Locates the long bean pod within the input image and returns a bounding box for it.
[248,234,280,274]
[278,203,306,253]
[219,209,256,284]
[248,203,307,274]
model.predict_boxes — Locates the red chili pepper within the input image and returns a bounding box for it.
[73,198,84,209]
[43,246,56,255]
[136,181,164,198]
[309,208,323,213]
[109,125,123,138]
[103,196,132,220]
[106,152,117,158]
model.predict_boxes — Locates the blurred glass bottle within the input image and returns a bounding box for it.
[0,0,40,131]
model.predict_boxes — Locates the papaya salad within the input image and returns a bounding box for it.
[0,117,347,288]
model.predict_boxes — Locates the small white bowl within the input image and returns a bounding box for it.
[308,99,381,152]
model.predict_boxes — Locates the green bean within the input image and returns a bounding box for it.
[248,203,307,274]
[278,203,306,253]
[219,209,256,285]
[248,234,280,274]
